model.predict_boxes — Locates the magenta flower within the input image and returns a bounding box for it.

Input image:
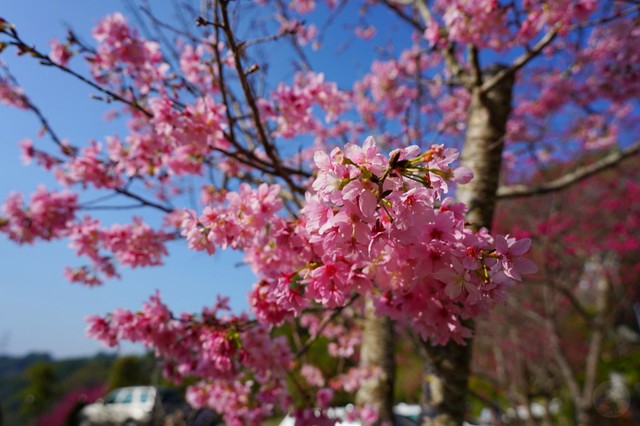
[495,235,537,280]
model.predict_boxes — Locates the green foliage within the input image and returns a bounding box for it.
[393,337,423,404]
[0,353,116,425]
[56,353,117,393]
[107,355,154,390]
[277,320,424,409]
[0,354,50,425]
[20,362,57,417]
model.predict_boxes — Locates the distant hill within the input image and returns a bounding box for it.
[0,352,52,378]
[0,352,116,426]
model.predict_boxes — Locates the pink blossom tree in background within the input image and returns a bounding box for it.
[1,1,639,425]
[474,159,640,425]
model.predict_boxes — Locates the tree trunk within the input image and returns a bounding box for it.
[576,254,614,426]
[421,66,515,426]
[421,340,473,426]
[457,66,515,231]
[575,399,593,426]
[357,297,396,425]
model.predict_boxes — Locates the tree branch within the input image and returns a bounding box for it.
[497,141,640,199]
[295,294,358,358]
[468,45,482,87]
[413,0,468,85]
[218,1,304,198]
[1,25,154,117]
[481,24,560,94]
[114,188,173,213]
[381,1,425,32]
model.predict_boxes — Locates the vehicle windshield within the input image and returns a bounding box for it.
[103,390,120,404]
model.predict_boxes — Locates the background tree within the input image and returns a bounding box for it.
[107,355,153,390]
[472,157,640,425]
[20,362,58,421]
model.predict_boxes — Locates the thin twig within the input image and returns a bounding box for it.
[296,294,359,358]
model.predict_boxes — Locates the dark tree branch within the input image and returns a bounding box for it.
[479,4,640,94]
[468,45,482,87]
[80,203,150,211]
[381,0,425,31]
[218,1,304,199]
[481,24,560,94]
[295,294,358,358]
[497,141,640,199]
[413,0,469,86]
[1,25,154,117]
[114,188,173,213]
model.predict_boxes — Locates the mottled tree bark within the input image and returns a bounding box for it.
[575,255,613,426]
[357,297,396,425]
[421,340,474,426]
[458,67,515,231]
[421,67,515,426]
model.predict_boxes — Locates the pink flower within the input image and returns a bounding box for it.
[354,26,376,40]
[316,388,334,408]
[289,0,316,14]
[0,77,28,109]
[0,186,77,244]
[495,236,537,280]
[424,22,445,48]
[301,364,325,387]
[49,38,71,66]
[85,315,117,347]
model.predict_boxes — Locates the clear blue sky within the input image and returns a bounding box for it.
[0,0,400,358]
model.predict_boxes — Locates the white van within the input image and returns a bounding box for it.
[78,386,159,426]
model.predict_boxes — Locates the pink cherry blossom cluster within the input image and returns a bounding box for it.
[64,216,173,286]
[49,38,71,66]
[181,183,284,255]
[517,0,596,42]
[52,95,230,188]
[424,0,596,50]
[19,138,62,170]
[300,312,361,358]
[0,75,28,109]
[56,140,124,189]
[278,16,319,48]
[87,292,293,425]
[178,41,220,93]
[182,138,534,345]
[89,13,168,94]
[578,19,640,103]
[297,138,533,343]
[0,186,77,244]
[430,87,471,136]
[147,95,230,176]
[436,0,510,50]
[258,72,351,138]
[354,60,418,125]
